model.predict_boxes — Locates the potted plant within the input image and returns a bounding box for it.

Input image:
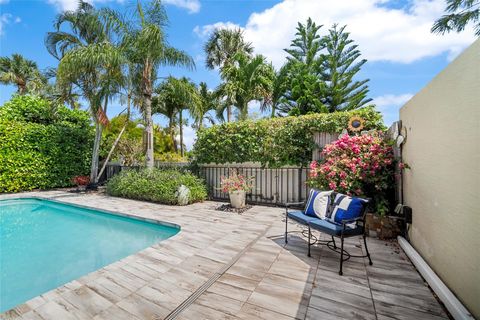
[220,170,254,209]
[72,175,90,191]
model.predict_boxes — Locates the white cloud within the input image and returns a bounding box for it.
[0,13,21,36]
[373,93,414,125]
[195,0,476,67]
[182,125,197,150]
[193,21,241,38]
[0,0,10,4]
[163,0,200,14]
[46,0,125,12]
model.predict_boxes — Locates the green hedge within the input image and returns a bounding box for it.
[106,168,207,205]
[193,107,385,167]
[0,95,93,193]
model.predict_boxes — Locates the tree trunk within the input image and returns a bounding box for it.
[90,120,103,183]
[179,109,184,157]
[97,124,126,179]
[169,118,177,152]
[143,61,154,168]
[227,105,232,122]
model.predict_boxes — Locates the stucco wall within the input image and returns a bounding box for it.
[400,39,480,317]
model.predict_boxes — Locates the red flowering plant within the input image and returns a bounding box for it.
[307,133,395,216]
[220,169,254,193]
[72,175,90,186]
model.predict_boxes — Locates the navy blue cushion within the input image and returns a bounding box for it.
[326,193,368,224]
[304,189,333,219]
[309,219,364,236]
[287,211,319,225]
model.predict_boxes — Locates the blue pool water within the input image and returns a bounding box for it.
[0,198,179,312]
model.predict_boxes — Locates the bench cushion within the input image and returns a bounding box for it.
[304,189,333,219]
[326,193,368,224]
[309,219,363,237]
[287,211,319,225]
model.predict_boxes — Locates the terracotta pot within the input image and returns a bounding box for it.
[229,190,246,208]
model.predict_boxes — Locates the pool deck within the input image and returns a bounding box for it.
[1,191,449,320]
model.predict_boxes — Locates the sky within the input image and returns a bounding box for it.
[0,0,477,149]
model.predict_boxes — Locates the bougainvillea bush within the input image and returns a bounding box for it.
[307,134,395,215]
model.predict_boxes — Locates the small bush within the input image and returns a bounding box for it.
[106,168,207,205]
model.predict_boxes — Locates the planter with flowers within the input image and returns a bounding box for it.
[307,133,406,239]
[220,170,254,209]
[72,175,90,191]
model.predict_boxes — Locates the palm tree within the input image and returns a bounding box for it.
[103,0,194,168]
[46,1,124,184]
[266,64,289,117]
[153,77,200,157]
[0,54,46,94]
[218,53,274,120]
[192,82,217,129]
[204,28,253,121]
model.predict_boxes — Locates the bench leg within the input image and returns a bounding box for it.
[331,236,336,249]
[308,225,311,257]
[364,234,372,266]
[284,210,288,244]
[339,234,344,275]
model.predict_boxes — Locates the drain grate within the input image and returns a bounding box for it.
[163,227,270,320]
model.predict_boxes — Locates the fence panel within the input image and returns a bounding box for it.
[312,132,340,161]
[196,164,310,206]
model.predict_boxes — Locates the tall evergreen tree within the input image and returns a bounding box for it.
[320,24,371,111]
[432,0,480,36]
[280,18,327,115]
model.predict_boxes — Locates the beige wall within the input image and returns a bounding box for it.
[400,39,480,317]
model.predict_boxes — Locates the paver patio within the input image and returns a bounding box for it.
[0,191,449,320]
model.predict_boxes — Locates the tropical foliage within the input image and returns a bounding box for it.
[0,95,92,193]
[0,54,48,95]
[46,1,124,183]
[106,168,207,204]
[193,107,384,167]
[432,0,480,36]
[103,0,194,168]
[307,134,395,215]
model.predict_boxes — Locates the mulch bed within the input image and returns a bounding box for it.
[215,203,253,214]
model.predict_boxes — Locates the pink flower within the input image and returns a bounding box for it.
[329,182,337,190]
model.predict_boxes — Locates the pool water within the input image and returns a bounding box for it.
[0,198,179,312]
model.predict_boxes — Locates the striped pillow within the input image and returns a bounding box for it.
[326,193,368,224]
[304,189,333,219]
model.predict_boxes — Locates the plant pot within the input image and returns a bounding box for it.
[229,190,246,209]
[365,213,404,239]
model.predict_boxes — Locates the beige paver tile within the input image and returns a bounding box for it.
[247,282,308,319]
[195,292,244,316]
[176,303,237,320]
[237,303,296,320]
[116,294,170,320]
[207,281,253,302]
[60,286,113,318]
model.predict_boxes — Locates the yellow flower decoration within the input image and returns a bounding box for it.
[348,116,365,132]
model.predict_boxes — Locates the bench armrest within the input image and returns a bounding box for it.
[284,201,305,208]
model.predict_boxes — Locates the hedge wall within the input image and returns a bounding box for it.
[193,107,385,167]
[0,95,93,193]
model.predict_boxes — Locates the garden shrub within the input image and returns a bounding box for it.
[193,106,384,167]
[0,95,92,193]
[106,168,207,205]
[307,133,395,215]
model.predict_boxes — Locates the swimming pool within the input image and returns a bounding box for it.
[0,197,179,312]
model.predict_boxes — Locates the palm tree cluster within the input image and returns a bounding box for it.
[203,19,372,120]
[1,5,374,183]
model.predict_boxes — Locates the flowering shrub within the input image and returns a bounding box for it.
[307,133,395,215]
[72,175,90,186]
[220,170,254,193]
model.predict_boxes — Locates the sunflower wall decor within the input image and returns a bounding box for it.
[348,116,365,132]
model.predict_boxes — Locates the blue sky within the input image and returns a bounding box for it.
[0,0,477,148]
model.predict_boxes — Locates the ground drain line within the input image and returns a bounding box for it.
[163,227,270,320]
